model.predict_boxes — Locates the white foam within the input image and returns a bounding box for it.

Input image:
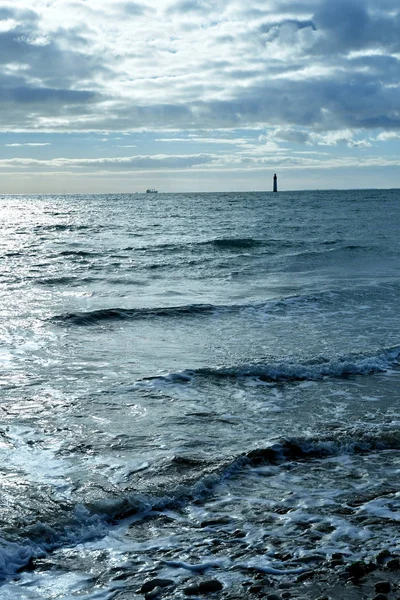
[355,492,400,521]
[235,557,307,575]
[134,345,400,387]
[163,558,228,572]
[1,571,118,600]
[2,427,75,498]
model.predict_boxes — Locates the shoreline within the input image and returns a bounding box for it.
[131,551,400,600]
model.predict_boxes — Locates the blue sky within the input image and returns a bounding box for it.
[1,0,399,193]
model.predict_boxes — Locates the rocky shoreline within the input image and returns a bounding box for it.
[130,550,399,600]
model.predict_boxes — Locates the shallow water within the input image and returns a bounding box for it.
[0,190,399,597]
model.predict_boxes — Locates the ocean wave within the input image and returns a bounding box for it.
[0,539,37,581]
[56,250,97,258]
[0,505,108,582]
[37,276,98,286]
[2,427,399,581]
[245,430,400,465]
[133,236,301,254]
[117,237,379,257]
[50,278,400,326]
[209,237,265,250]
[51,303,224,325]
[291,244,379,261]
[36,276,79,286]
[32,224,92,232]
[59,428,400,523]
[51,281,400,326]
[136,346,400,386]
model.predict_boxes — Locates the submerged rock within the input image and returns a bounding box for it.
[385,557,400,570]
[198,579,223,592]
[141,578,174,593]
[375,550,392,565]
[374,581,391,593]
[249,584,263,594]
[145,587,162,600]
[343,560,376,581]
[232,529,246,538]
[296,570,314,582]
[182,579,223,595]
[183,584,200,596]
[200,517,232,528]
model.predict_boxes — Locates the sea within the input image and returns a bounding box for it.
[0,189,399,599]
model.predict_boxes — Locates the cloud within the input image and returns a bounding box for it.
[166,0,210,15]
[0,85,95,104]
[1,0,400,161]
[313,0,369,51]
[1,151,399,176]
[313,0,400,54]
[272,128,311,144]
[0,153,217,171]
[376,131,400,141]
[348,139,372,148]
[113,1,149,16]
[6,142,51,146]
[155,135,254,147]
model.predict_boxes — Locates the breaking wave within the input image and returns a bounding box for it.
[136,346,400,385]
[244,430,400,465]
[2,426,399,582]
[85,427,400,526]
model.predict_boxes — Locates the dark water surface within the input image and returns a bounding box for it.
[0,190,399,598]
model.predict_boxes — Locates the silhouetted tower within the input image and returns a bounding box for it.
[273,173,278,192]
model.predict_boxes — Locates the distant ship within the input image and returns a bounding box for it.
[146,189,158,194]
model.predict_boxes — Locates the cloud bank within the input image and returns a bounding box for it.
[1,0,399,133]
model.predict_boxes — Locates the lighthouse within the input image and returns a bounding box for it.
[273,173,278,192]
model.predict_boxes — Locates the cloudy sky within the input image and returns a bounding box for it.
[1,0,399,193]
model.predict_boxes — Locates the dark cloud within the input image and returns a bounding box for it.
[231,77,399,131]
[312,0,400,53]
[313,0,369,49]
[0,31,108,89]
[0,10,110,131]
[0,86,95,104]
[0,5,39,24]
